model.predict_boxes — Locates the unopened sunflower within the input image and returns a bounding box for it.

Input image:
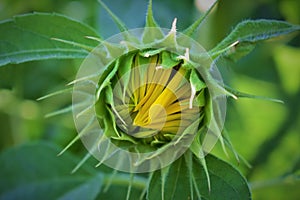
[70,0,229,173]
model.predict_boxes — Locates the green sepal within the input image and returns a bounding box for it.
[139,48,166,58]
[222,129,252,168]
[58,115,97,156]
[186,149,211,194]
[98,0,127,32]
[37,87,73,101]
[190,69,206,91]
[142,0,164,44]
[155,19,178,50]
[147,150,252,200]
[200,86,227,155]
[183,0,219,37]
[225,85,284,103]
[160,51,181,69]
[98,0,139,43]
[101,41,127,59]
[195,89,206,107]
[145,0,159,28]
[96,59,120,100]
[116,53,136,102]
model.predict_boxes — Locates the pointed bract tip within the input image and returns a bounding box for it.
[183,0,219,37]
[85,36,102,42]
[189,84,196,109]
[232,94,238,100]
[95,162,103,168]
[57,153,61,157]
[171,18,177,33]
[185,48,190,61]
[146,0,159,27]
[98,0,128,32]
[176,48,190,61]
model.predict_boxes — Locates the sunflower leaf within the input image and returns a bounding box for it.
[0,142,103,200]
[147,151,251,200]
[0,13,100,67]
[210,19,300,61]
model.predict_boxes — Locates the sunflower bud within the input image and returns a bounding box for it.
[71,2,227,173]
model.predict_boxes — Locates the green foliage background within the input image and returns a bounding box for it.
[0,0,299,199]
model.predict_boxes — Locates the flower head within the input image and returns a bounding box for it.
[71,0,227,172]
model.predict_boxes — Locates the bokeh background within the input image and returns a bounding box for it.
[0,0,299,199]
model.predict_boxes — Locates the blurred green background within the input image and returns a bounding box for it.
[0,0,299,199]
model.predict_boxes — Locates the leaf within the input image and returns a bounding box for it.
[147,151,251,200]
[209,19,300,61]
[0,12,100,67]
[0,142,103,200]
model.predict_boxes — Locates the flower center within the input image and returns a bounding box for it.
[112,52,199,140]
